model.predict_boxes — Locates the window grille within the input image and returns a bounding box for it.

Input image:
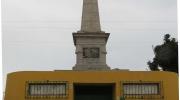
[121,81,164,99]
[25,81,68,99]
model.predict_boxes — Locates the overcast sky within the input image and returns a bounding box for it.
[2,0,177,85]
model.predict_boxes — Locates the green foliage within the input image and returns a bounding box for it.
[147,34,178,73]
[120,96,125,100]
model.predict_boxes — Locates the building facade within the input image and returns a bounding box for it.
[4,71,178,100]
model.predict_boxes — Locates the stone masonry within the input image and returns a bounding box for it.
[72,0,110,70]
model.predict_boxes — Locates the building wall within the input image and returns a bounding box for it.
[4,71,178,100]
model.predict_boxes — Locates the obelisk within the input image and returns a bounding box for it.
[72,0,110,70]
[81,0,101,32]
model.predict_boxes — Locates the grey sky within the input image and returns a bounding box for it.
[2,0,177,85]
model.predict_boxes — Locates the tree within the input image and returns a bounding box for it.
[147,34,178,73]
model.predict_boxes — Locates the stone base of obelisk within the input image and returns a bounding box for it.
[73,64,111,70]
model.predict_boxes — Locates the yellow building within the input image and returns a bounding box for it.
[4,71,178,100]
[4,0,178,100]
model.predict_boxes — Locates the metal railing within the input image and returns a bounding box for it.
[120,81,164,99]
[25,81,68,99]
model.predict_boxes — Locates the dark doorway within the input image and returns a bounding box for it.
[74,84,114,100]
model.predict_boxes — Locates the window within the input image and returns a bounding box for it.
[26,81,68,99]
[83,48,100,58]
[121,82,163,99]
[123,83,159,95]
[28,83,66,96]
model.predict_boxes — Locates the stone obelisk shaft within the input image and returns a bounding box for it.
[81,0,101,32]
